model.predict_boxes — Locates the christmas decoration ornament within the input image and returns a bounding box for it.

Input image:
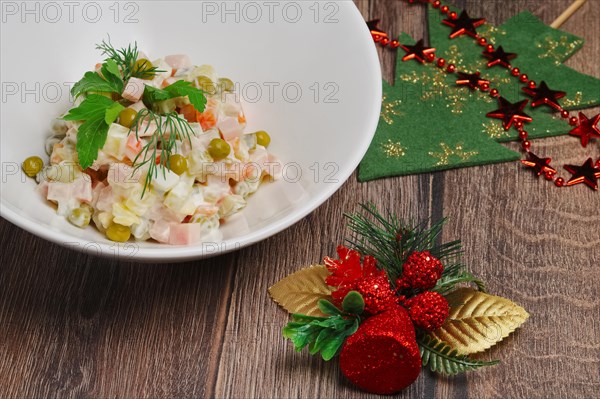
[456,71,489,90]
[568,112,600,147]
[520,152,557,177]
[400,39,436,63]
[442,10,486,39]
[354,275,397,315]
[405,291,449,331]
[483,46,517,68]
[397,250,444,290]
[339,305,421,394]
[269,204,529,394]
[564,158,600,190]
[486,97,532,130]
[359,2,600,189]
[522,80,566,109]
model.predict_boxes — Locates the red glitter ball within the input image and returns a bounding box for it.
[490,88,499,97]
[447,64,456,73]
[405,291,449,331]
[437,58,446,68]
[354,275,398,315]
[340,305,421,394]
[440,5,449,14]
[522,140,531,151]
[324,246,395,314]
[432,1,441,8]
[555,177,565,187]
[396,251,444,290]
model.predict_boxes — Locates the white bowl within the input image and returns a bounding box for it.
[0,1,381,261]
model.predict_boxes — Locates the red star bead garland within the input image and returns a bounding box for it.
[367,0,600,191]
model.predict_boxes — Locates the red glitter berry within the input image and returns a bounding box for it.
[355,275,397,315]
[397,251,444,290]
[324,246,395,315]
[405,291,449,331]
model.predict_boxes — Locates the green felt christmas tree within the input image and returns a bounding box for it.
[359,5,600,182]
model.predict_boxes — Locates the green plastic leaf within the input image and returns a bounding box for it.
[318,299,342,316]
[105,102,125,125]
[418,334,499,375]
[342,291,365,315]
[282,314,359,361]
[359,7,600,181]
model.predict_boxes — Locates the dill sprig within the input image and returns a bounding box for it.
[96,38,162,81]
[130,109,195,196]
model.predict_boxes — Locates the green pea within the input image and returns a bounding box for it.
[255,131,271,148]
[119,108,138,128]
[22,156,44,178]
[169,154,188,175]
[197,76,216,95]
[135,58,155,80]
[106,223,131,242]
[208,138,231,161]
[218,77,235,92]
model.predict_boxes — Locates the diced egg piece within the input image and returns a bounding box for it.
[112,202,141,227]
[103,123,130,161]
[151,166,180,193]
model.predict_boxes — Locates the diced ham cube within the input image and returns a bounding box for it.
[168,223,202,245]
[122,77,145,102]
[165,54,192,70]
[217,116,243,141]
[95,185,114,212]
[149,219,171,243]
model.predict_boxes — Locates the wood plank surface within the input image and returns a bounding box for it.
[1,1,598,398]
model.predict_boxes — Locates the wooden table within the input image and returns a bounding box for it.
[1,1,598,398]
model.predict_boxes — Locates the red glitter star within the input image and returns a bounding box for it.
[564,158,600,190]
[568,112,600,147]
[442,10,486,39]
[400,39,436,63]
[522,81,566,110]
[521,152,556,177]
[486,97,533,130]
[483,46,517,68]
[367,19,388,41]
[456,71,490,91]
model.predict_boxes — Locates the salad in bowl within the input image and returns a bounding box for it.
[24,40,279,245]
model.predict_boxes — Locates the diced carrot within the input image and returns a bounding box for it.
[181,103,200,123]
[198,109,217,131]
[238,112,246,124]
[171,69,177,77]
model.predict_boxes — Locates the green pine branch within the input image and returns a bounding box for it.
[418,334,499,375]
[344,203,464,284]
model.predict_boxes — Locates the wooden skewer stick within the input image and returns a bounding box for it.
[551,0,587,28]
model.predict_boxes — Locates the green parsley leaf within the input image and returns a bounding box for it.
[163,80,207,113]
[105,102,125,125]
[104,58,121,78]
[71,60,124,98]
[63,94,123,169]
[142,85,172,105]
[142,80,206,114]
[64,94,115,121]
[76,117,110,170]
